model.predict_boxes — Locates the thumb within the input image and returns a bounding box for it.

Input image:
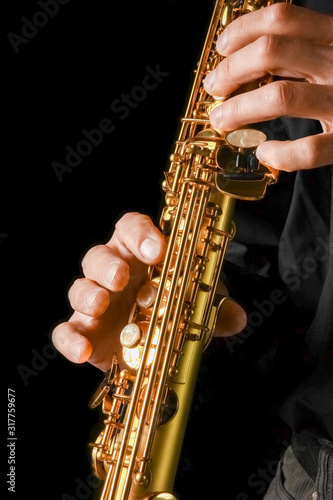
[214,296,247,337]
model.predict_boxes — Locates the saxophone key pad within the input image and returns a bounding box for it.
[120,323,142,348]
[136,282,158,309]
[225,129,267,150]
[216,128,268,181]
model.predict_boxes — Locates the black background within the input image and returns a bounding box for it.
[3,2,289,499]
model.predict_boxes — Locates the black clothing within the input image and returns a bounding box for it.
[277,124,332,478]
[226,0,333,481]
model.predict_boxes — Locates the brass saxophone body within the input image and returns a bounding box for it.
[89,1,290,498]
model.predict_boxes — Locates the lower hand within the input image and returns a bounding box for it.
[52,213,247,372]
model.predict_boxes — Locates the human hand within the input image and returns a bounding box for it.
[204,3,333,171]
[52,213,247,372]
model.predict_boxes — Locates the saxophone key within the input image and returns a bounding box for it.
[194,262,206,273]
[199,282,212,292]
[136,282,158,310]
[201,237,222,251]
[169,153,181,163]
[134,472,149,487]
[148,494,177,500]
[120,323,143,349]
[168,366,179,379]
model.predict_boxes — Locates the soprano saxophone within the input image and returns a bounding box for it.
[88,1,290,498]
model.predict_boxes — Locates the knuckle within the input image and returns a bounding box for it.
[223,95,244,123]
[221,55,233,79]
[302,137,322,168]
[116,211,150,229]
[223,95,238,118]
[81,244,105,273]
[81,314,98,329]
[117,211,138,225]
[257,34,282,65]
[265,2,292,29]
[113,212,153,242]
[68,278,86,298]
[73,277,86,288]
[268,81,297,113]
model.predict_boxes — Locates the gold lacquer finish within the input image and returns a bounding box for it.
[89,1,290,498]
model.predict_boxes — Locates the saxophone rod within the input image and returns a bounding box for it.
[119,185,202,500]
[139,186,210,472]
[120,165,214,499]
[181,0,222,136]
[89,0,290,497]
[104,175,193,499]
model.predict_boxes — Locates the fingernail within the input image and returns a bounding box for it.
[217,30,228,54]
[204,70,216,92]
[84,288,109,314]
[215,298,247,337]
[140,238,161,261]
[209,104,223,129]
[84,288,101,308]
[70,341,84,363]
[256,143,270,166]
[104,263,118,286]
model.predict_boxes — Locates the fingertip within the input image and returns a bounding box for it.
[216,29,228,55]
[256,140,297,172]
[69,338,93,363]
[209,104,224,131]
[204,70,216,94]
[113,212,166,265]
[258,134,333,172]
[256,142,276,168]
[52,322,93,364]
[139,237,165,264]
[214,298,247,337]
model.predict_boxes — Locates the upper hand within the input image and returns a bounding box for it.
[204,3,333,171]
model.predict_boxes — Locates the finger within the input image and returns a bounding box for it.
[53,306,126,371]
[216,280,229,296]
[82,244,131,292]
[214,298,247,337]
[204,36,333,97]
[256,132,333,171]
[216,3,333,56]
[209,82,333,132]
[52,320,93,364]
[68,278,110,316]
[110,212,167,265]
